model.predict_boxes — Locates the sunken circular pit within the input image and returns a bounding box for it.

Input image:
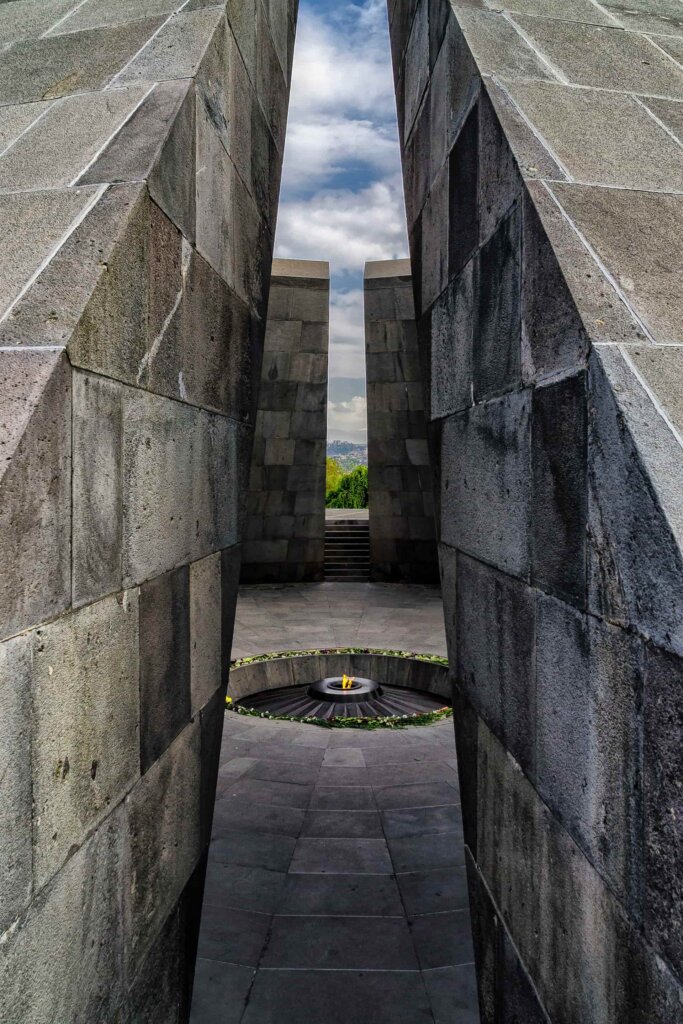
[228,650,450,725]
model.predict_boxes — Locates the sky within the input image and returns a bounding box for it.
[273,0,409,444]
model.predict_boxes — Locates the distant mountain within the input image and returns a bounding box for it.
[327,439,367,471]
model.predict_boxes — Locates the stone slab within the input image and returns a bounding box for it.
[31,590,140,890]
[0,633,32,934]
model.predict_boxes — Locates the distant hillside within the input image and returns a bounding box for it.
[327,439,367,471]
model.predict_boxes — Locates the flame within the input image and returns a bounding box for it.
[341,674,354,690]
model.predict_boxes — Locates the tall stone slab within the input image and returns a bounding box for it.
[242,258,329,583]
[390,0,683,1021]
[365,259,438,582]
[0,3,298,1021]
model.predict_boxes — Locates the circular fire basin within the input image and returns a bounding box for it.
[308,676,383,704]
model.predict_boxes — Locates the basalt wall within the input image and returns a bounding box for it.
[242,258,329,583]
[365,259,439,582]
[390,0,683,1021]
[0,2,296,1020]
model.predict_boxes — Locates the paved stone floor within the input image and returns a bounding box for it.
[231,582,447,660]
[190,583,479,1022]
[190,713,478,1023]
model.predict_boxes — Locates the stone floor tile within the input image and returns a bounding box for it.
[276,873,404,916]
[423,964,480,1024]
[196,905,271,967]
[322,747,366,767]
[369,763,457,788]
[309,786,377,810]
[410,910,475,970]
[301,809,384,839]
[374,782,460,811]
[222,777,313,810]
[212,799,305,837]
[317,766,371,786]
[289,837,393,874]
[243,759,316,786]
[382,804,462,840]
[261,915,418,970]
[208,828,296,872]
[240,970,433,1024]
[189,959,254,1024]
[203,862,287,915]
[389,830,466,873]
[398,866,471,915]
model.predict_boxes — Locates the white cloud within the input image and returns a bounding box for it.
[276,177,408,274]
[281,117,399,188]
[327,395,367,444]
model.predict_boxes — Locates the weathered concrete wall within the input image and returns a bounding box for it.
[0,3,296,1021]
[365,259,439,582]
[242,258,329,582]
[389,0,683,1021]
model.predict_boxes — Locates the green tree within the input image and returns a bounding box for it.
[326,465,368,509]
[326,456,343,496]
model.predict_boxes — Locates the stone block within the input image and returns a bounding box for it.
[0,85,150,193]
[455,8,554,79]
[0,806,127,1023]
[428,14,480,187]
[448,103,479,283]
[441,390,531,578]
[420,161,449,313]
[474,202,521,401]
[536,593,644,906]
[587,347,683,652]
[531,371,587,607]
[643,643,683,976]
[127,908,182,1024]
[0,18,166,105]
[51,0,181,33]
[0,186,101,322]
[190,553,222,716]
[140,565,191,773]
[31,590,140,891]
[126,720,202,964]
[484,77,565,182]
[457,553,535,775]
[122,388,240,586]
[550,182,683,345]
[0,349,71,642]
[221,544,242,678]
[515,14,683,96]
[68,186,150,386]
[72,372,123,607]
[200,688,225,846]
[506,79,683,192]
[0,633,32,934]
[255,3,287,151]
[117,8,224,84]
[478,88,523,245]
[429,260,475,419]
[404,0,428,138]
[0,0,82,46]
[148,248,257,421]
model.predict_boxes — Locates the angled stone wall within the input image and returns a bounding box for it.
[242,258,329,583]
[0,3,297,1021]
[390,1,683,1021]
[365,259,438,582]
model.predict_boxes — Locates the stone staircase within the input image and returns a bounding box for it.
[324,518,370,581]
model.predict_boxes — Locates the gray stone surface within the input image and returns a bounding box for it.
[0,3,295,1021]
[0,633,32,934]
[139,565,191,773]
[242,260,329,583]
[0,350,71,642]
[190,552,223,715]
[72,372,123,606]
[365,261,438,582]
[191,711,476,1023]
[440,390,531,577]
[0,86,150,192]
[31,591,140,891]
[0,18,167,104]
[391,1,683,1019]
